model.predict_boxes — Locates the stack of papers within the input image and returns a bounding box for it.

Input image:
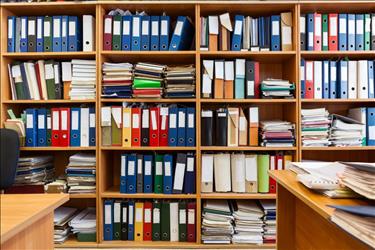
[14,156,54,186]
[301,108,331,147]
[132,63,166,98]
[201,200,234,244]
[54,207,77,244]
[69,207,96,238]
[329,114,364,147]
[45,178,68,193]
[102,62,133,98]
[66,153,96,194]
[70,60,96,100]
[260,120,295,147]
[259,200,276,244]
[261,79,295,98]
[340,162,375,199]
[164,65,196,98]
[232,201,264,244]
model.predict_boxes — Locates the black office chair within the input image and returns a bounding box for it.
[0,129,20,190]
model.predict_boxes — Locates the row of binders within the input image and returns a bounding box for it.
[120,153,195,194]
[104,9,194,51]
[301,13,375,51]
[202,59,295,99]
[7,15,95,52]
[201,153,292,194]
[101,106,195,147]
[104,200,196,242]
[301,60,375,99]
[8,59,96,100]
[200,12,293,51]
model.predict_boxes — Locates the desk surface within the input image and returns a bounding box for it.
[0,194,69,244]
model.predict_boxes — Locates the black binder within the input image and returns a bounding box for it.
[141,108,149,146]
[160,201,170,241]
[136,154,143,193]
[215,108,228,146]
[172,153,187,194]
[300,14,306,50]
[245,61,256,99]
[120,201,128,240]
[53,62,62,99]
[27,17,37,52]
[201,110,214,146]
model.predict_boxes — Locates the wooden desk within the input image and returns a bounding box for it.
[269,170,372,250]
[1,194,69,250]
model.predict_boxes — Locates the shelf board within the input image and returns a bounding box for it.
[54,236,97,248]
[201,99,296,104]
[101,98,196,103]
[301,99,375,103]
[201,193,276,199]
[102,189,196,199]
[2,100,96,104]
[20,146,96,151]
[302,146,375,151]
[301,50,375,59]
[200,146,297,151]
[101,146,196,151]
[70,193,97,199]
[2,52,96,59]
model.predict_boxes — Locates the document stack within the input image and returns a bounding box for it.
[259,200,276,244]
[340,162,375,199]
[260,120,295,147]
[70,60,96,100]
[261,79,295,98]
[69,207,97,242]
[329,114,363,147]
[232,201,264,244]
[132,63,166,98]
[201,200,234,244]
[14,156,54,186]
[102,62,133,98]
[301,108,331,147]
[66,153,96,194]
[164,65,196,98]
[54,207,78,244]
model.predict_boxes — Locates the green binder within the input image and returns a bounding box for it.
[46,109,52,146]
[154,154,163,193]
[160,201,170,241]
[257,154,270,193]
[111,111,122,146]
[44,16,53,52]
[112,15,122,51]
[77,232,96,242]
[322,14,328,51]
[113,200,121,240]
[11,62,27,99]
[133,78,161,88]
[178,201,187,242]
[152,201,161,241]
[364,14,371,50]
[45,60,56,99]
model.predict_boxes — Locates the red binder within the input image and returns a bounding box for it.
[276,154,284,170]
[51,108,60,146]
[305,61,314,99]
[143,201,152,241]
[131,107,141,147]
[328,14,338,51]
[187,202,196,242]
[149,107,160,147]
[34,62,43,99]
[159,107,169,146]
[103,15,113,50]
[254,62,261,98]
[314,13,322,51]
[269,155,277,193]
[59,107,70,147]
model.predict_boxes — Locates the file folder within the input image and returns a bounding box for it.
[215,108,227,146]
[154,154,164,193]
[169,16,194,51]
[338,60,348,99]
[112,15,122,51]
[37,108,47,147]
[201,110,214,146]
[136,154,143,193]
[36,16,44,52]
[313,61,322,99]
[141,16,150,51]
[159,107,169,146]
[128,201,135,240]
[113,201,121,240]
[329,14,338,51]
[122,107,132,147]
[184,153,195,194]
[187,202,196,242]
[60,107,70,147]
[168,106,178,146]
[306,13,314,51]
[160,15,170,51]
[338,14,347,50]
[257,154,270,193]
[143,154,153,193]
[149,107,160,147]
[231,153,246,192]
[132,15,141,51]
[249,107,259,146]
[227,107,239,147]
[329,61,337,98]
[80,107,90,147]
[231,15,244,51]
[358,60,368,99]
[120,154,127,193]
[111,106,122,146]
[173,153,187,194]
[127,154,137,193]
[89,107,96,146]
[186,107,195,147]
[20,17,28,52]
[131,107,141,147]
[202,60,213,98]
[201,154,214,193]
[104,200,113,241]
[313,13,322,51]
[300,14,306,50]
[161,201,170,241]
[235,59,246,99]
[305,61,314,99]
[103,15,113,50]
[245,155,258,193]
[27,16,37,52]
[214,154,231,192]
[177,108,187,146]
[239,108,248,146]
[163,154,173,194]
[269,155,276,193]
[367,108,375,146]
[82,15,95,52]
[121,201,128,240]
[143,201,152,241]
[68,16,81,51]
[152,201,161,241]
[141,108,150,146]
[170,202,179,242]
[300,59,305,98]
[178,201,187,242]
[355,14,364,50]
[348,14,355,51]
[208,15,219,51]
[51,108,60,146]
[364,14,371,51]
[245,61,260,98]
[44,16,53,52]
[150,16,160,51]
[122,15,132,51]
[224,61,234,99]
[7,16,16,52]
[271,15,281,51]
[101,107,111,146]
[281,12,293,51]
[134,202,144,241]
[322,14,328,51]
[214,60,224,98]
[368,61,374,98]
[348,61,358,99]
[322,61,330,99]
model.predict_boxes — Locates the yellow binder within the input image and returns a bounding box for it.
[122,107,132,147]
[134,202,144,241]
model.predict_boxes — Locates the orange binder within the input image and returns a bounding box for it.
[131,107,141,147]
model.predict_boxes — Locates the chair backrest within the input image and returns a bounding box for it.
[0,129,20,189]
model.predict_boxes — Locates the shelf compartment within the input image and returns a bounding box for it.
[101,98,196,103]
[2,100,96,104]
[302,146,375,151]
[101,146,196,151]
[201,193,276,199]
[2,52,96,59]
[98,241,275,248]
[102,188,196,199]
[200,146,297,151]
[55,235,98,248]
[201,99,296,104]
[20,147,96,151]
[301,99,375,103]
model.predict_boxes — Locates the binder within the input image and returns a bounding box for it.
[300,59,306,98]
[239,108,248,146]
[269,155,276,193]
[250,18,259,51]
[141,16,150,51]
[47,110,52,146]
[44,16,53,52]
[208,16,219,51]
[141,108,150,146]
[178,201,187,242]
[322,61,330,99]
[184,153,195,194]
[103,15,113,50]
[134,202,144,241]
[149,107,160,147]
[122,107,131,147]
[37,108,47,147]
[154,154,164,193]
[201,110,213,146]
[128,201,135,240]
[214,153,231,192]
[7,16,16,52]
[36,16,44,52]
[368,61,374,98]
[143,154,153,193]
[187,202,196,242]
[112,15,122,51]
[231,153,246,192]
[120,201,128,240]
[364,14,371,51]
[68,16,81,51]
[300,14,306,50]
[15,17,21,52]
[202,60,213,98]
[27,16,37,52]
[245,155,258,193]
[53,62,62,99]
[59,107,70,147]
[160,201,170,241]
[231,15,244,51]
[131,107,141,147]
[159,15,170,51]
[348,61,358,99]
[372,14,375,50]
[306,13,314,51]
[358,60,368,99]
[173,153,187,194]
[122,15,132,51]
[113,201,121,240]
[219,13,232,51]
[271,15,281,51]
[136,154,143,193]
[177,107,187,146]
[249,107,259,146]
[355,14,364,50]
[80,107,90,147]
[215,108,227,146]
[281,12,293,51]
[214,60,224,98]
[51,108,60,146]
[127,154,137,193]
[338,14,347,51]
[305,61,314,99]
[168,106,178,146]
[258,17,266,50]
[227,107,239,147]
[313,61,322,99]
[143,201,152,241]
[245,61,260,98]
[163,154,173,194]
[61,16,68,51]
[104,199,113,241]
[186,107,195,147]
[159,107,169,146]
[170,202,179,242]
[89,107,96,146]
[329,61,337,98]
[338,60,348,99]
[150,16,160,51]
[83,15,95,52]
[152,201,161,241]
[367,108,375,145]
[224,61,234,99]
[120,154,127,193]
[201,154,214,193]
[20,16,28,52]
[235,59,246,99]
[101,107,111,146]
[257,154,270,193]
[169,16,194,51]
[322,14,328,51]
[328,14,338,51]
[348,14,355,51]
[313,13,322,51]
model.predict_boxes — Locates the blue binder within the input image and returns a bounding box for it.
[322,61,330,99]
[150,16,160,51]
[52,16,62,52]
[355,14,364,50]
[338,60,348,98]
[186,107,195,147]
[163,154,173,194]
[127,201,135,240]
[141,16,150,51]
[7,16,16,52]
[121,15,132,51]
[235,59,245,99]
[61,16,69,52]
[271,15,281,51]
[183,153,195,194]
[347,14,355,51]
[307,13,314,51]
[329,61,337,99]
[159,15,170,51]
[120,154,127,193]
[168,106,178,146]
[126,154,137,193]
[68,16,81,51]
[177,107,187,146]
[131,15,141,51]
[143,154,153,193]
[231,15,244,51]
[258,17,265,49]
[104,200,114,241]
[338,14,347,51]
[368,61,374,98]
[89,107,96,146]
[20,16,28,52]
[25,108,37,147]
[36,16,44,52]
[37,108,47,147]
[70,107,80,146]
[169,16,194,51]
[300,59,306,99]
[367,108,375,145]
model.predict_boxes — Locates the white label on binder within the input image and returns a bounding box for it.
[306,63,313,81]
[156,162,162,175]
[174,21,183,36]
[137,159,142,174]
[161,115,167,130]
[235,160,244,181]
[89,113,95,128]
[44,21,51,37]
[247,80,254,96]
[8,19,13,38]
[38,115,45,129]
[339,18,346,33]
[122,207,127,223]
[145,161,152,175]
[153,208,160,223]
[142,20,149,35]
[133,17,140,37]
[208,16,219,35]
[121,155,126,176]
[128,206,134,224]
[277,159,283,170]
[308,33,313,47]
[160,108,168,116]
[47,117,51,129]
[164,162,171,176]
[282,26,292,45]
[21,18,26,38]
[69,21,76,36]
[218,113,226,117]
[114,203,120,223]
[323,32,328,46]
[52,111,59,130]
[101,107,111,125]
[169,114,177,128]
[61,110,67,130]
[330,17,337,36]
[234,20,242,35]
[348,19,355,34]
[28,20,35,35]
[315,16,321,35]
[201,110,213,117]
[151,111,157,130]
[135,208,143,222]
[178,111,185,127]
[369,126,375,139]
[12,65,21,78]
[132,114,140,128]
[152,21,159,35]
[104,18,112,34]
[53,19,60,37]
[161,20,168,35]
[357,19,364,35]
[188,210,195,224]
[173,163,185,191]
[341,65,348,81]
[62,19,67,36]
[240,117,246,131]
[104,205,112,224]
[113,21,121,35]
[272,21,279,36]
[188,113,194,128]
[144,209,151,223]
[187,157,194,172]
[142,110,149,128]
[300,65,305,81]
[202,155,213,182]
[300,17,306,33]
[128,161,135,175]
[45,64,54,79]
[123,21,130,35]
[365,18,371,32]
[179,210,186,224]
[331,66,337,81]
[123,112,130,128]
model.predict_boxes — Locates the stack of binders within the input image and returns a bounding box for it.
[329,114,364,147]
[69,207,97,242]
[260,79,295,98]
[54,207,78,244]
[119,153,195,194]
[132,63,166,98]
[103,200,196,242]
[102,62,133,98]
[14,156,54,186]
[70,60,96,100]
[260,121,295,147]
[259,200,276,244]
[66,153,96,194]
[301,108,331,147]
[164,65,196,98]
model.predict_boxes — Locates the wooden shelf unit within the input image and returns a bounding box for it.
[1,1,374,248]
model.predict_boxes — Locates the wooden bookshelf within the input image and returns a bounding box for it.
[1,1,374,248]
